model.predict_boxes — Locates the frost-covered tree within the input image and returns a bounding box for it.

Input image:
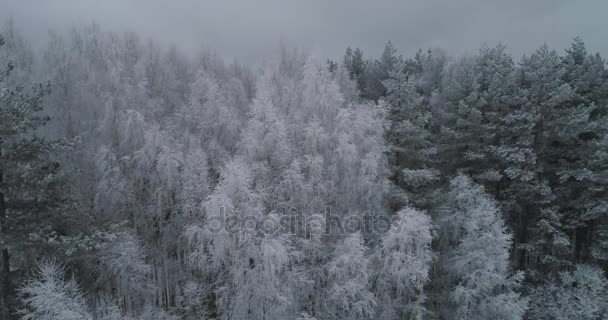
[333,63,360,103]
[528,264,608,320]
[97,230,152,316]
[4,18,608,320]
[0,33,73,319]
[301,53,345,124]
[558,38,608,265]
[18,261,92,320]
[239,76,291,171]
[516,45,580,274]
[436,175,527,320]
[437,45,516,184]
[0,20,34,87]
[325,232,375,320]
[384,65,438,209]
[343,47,366,94]
[362,41,401,101]
[376,207,434,320]
[179,68,241,167]
[230,234,293,320]
[178,147,210,218]
[186,157,294,320]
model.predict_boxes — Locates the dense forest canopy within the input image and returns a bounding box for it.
[0,19,607,319]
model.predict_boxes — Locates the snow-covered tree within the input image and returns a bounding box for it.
[179,67,242,168]
[384,65,438,208]
[528,264,608,320]
[517,45,580,274]
[558,38,608,265]
[18,261,92,320]
[0,33,72,319]
[97,230,152,316]
[362,41,401,101]
[343,47,366,96]
[239,76,291,170]
[229,234,293,320]
[3,17,608,320]
[376,207,434,320]
[186,157,295,320]
[325,232,376,320]
[178,147,210,218]
[437,175,527,320]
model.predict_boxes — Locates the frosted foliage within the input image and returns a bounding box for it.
[179,148,210,217]
[240,78,291,167]
[8,21,608,320]
[97,231,152,314]
[528,265,608,320]
[18,261,92,320]
[119,109,146,153]
[326,233,376,319]
[229,235,293,320]
[93,298,128,320]
[378,207,434,319]
[302,54,344,122]
[442,175,528,320]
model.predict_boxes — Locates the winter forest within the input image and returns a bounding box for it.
[0,17,608,320]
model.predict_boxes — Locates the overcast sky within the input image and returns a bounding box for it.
[2,0,607,63]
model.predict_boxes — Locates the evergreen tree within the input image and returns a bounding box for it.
[18,261,92,320]
[517,45,582,275]
[343,47,366,96]
[362,41,401,101]
[0,34,71,319]
[384,63,438,209]
[528,264,608,320]
[559,38,608,265]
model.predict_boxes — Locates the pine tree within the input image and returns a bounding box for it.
[384,63,438,209]
[528,264,608,320]
[437,45,515,185]
[343,47,366,96]
[559,38,608,265]
[361,41,401,101]
[18,261,92,320]
[0,34,72,319]
[517,45,581,274]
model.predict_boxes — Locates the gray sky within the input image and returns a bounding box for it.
[2,0,607,63]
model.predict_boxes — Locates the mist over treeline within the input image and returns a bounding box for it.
[1,19,607,319]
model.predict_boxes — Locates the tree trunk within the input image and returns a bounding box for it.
[0,140,15,320]
[518,207,529,271]
[574,223,593,263]
[0,248,10,320]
